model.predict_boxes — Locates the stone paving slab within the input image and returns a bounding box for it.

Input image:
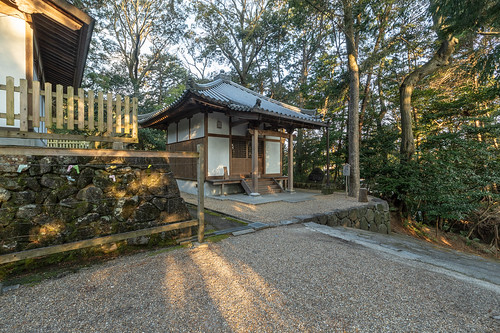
[305,222,500,292]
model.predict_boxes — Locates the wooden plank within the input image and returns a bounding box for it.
[19,79,28,131]
[78,88,85,129]
[0,131,139,143]
[67,86,74,130]
[115,94,122,134]
[197,144,205,243]
[56,84,64,129]
[248,128,292,139]
[32,80,40,128]
[98,91,104,132]
[44,82,52,129]
[252,129,259,193]
[88,90,95,130]
[0,220,198,265]
[132,97,138,139]
[0,145,199,158]
[107,92,113,134]
[124,96,130,134]
[6,76,14,126]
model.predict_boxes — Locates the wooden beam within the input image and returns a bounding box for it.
[0,130,139,143]
[26,0,83,31]
[0,220,198,265]
[252,128,259,193]
[197,144,205,243]
[0,145,199,158]
[248,128,291,139]
[288,132,294,192]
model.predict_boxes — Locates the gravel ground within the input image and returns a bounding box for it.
[1,225,498,332]
[182,191,367,224]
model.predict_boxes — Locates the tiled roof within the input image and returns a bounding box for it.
[138,75,324,127]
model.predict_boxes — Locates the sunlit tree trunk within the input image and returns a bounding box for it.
[343,0,360,197]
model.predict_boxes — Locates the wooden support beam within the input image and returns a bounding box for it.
[248,128,291,139]
[0,220,198,265]
[288,131,294,192]
[0,130,139,143]
[0,145,199,158]
[6,76,14,126]
[252,128,259,193]
[44,82,52,129]
[32,80,40,127]
[197,144,205,243]
[19,79,28,131]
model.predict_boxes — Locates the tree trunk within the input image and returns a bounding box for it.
[399,37,459,161]
[343,0,360,198]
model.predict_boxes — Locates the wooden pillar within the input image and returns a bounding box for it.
[326,124,330,185]
[252,128,259,193]
[197,144,205,243]
[288,131,294,192]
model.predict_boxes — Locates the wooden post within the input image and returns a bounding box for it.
[252,128,259,193]
[132,98,138,140]
[19,79,28,131]
[288,131,294,192]
[326,124,330,185]
[67,86,74,130]
[124,96,130,134]
[32,80,40,128]
[106,92,113,134]
[88,90,95,130]
[115,94,122,134]
[44,82,52,129]
[78,88,85,130]
[197,144,205,243]
[6,76,14,126]
[97,91,104,132]
[56,84,63,129]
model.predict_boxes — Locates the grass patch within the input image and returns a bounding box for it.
[206,234,230,243]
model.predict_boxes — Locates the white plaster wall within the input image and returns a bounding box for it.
[208,136,229,176]
[265,140,281,174]
[178,118,189,141]
[167,123,177,144]
[190,113,204,139]
[232,123,247,136]
[0,15,26,128]
[208,112,229,135]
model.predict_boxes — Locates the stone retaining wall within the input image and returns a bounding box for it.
[294,198,390,234]
[0,154,192,254]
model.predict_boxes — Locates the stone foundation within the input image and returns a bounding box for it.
[293,198,390,234]
[0,154,192,254]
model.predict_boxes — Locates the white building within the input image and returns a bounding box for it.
[139,75,325,196]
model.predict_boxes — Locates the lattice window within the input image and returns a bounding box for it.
[232,139,247,158]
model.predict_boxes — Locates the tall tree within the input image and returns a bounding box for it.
[193,0,278,86]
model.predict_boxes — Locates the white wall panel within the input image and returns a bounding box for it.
[167,123,177,144]
[208,137,230,176]
[190,113,204,139]
[178,118,189,141]
[265,140,281,174]
[208,112,229,135]
[0,15,26,128]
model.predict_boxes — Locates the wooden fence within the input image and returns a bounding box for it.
[0,76,138,143]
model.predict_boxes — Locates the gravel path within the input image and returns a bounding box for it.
[1,225,498,332]
[182,191,367,224]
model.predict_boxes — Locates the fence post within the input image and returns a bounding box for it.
[197,144,205,243]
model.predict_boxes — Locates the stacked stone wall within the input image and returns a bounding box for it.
[294,198,391,234]
[0,154,192,254]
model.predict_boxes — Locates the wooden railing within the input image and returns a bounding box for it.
[0,76,138,144]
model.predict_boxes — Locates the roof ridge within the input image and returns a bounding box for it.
[222,78,316,115]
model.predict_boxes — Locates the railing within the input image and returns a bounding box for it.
[46,139,90,149]
[0,76,138,144]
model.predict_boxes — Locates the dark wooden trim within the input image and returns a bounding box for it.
[204,112,208,179]
[188,117,191,140]
[176,121,179,142]
[229,116,233,176]
[207,133,230,138]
